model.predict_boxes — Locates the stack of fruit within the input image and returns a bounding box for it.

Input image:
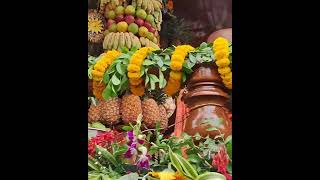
[88,92,176,130]
[102,1,163,50]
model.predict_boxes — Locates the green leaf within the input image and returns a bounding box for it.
[103,73,110,84]
[111,84,117,96]
[121,47,129,53]
[195,172,226,180]
[143,60,155,66]
[117,54,130,60]
[95,145,117,167]
[149,74,159,82]
[102,85,112,100]
[194,133,201,140]
[118,173,139,180]
[140,66,146,77]
[169,148,184,175]
[130,46,137,52]
[206,127,219,132]
[199,42,208,48]
[159,70,166,88]
[116,63,124,75]
[164,55,171,66]
[122,126,133,131]
[182,72,187,83]
[145,75,150,86]
[157,59,164,67]
[111,75,120,85]
[189,53,196,63]
[174,151,198,178]
[187,154,201,164]
[161,66,167,71]
[150,77,156,90]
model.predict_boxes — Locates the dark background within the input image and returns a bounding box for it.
[174,0,232,46]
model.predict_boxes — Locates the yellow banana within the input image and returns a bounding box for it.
[107,33,114,50]
[119,32,125,50]
[124,33,132,49]
[112,32,120,49]
[137,0,143,8]
[142,0,148,10]
[132,0,137,7]
[103,33,112,50]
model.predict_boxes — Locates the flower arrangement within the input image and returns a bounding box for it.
[88,114,232,180]
[127,47,155,96]
[165,45,194,95]
[88,41,232,100]
[212,37,232,89]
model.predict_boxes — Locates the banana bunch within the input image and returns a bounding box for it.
[153,10,162,31]
[133,0,162,14]
[140,37,160,49]
[99,0,128,14]
[132,0,163,31]
[103,32,141,50]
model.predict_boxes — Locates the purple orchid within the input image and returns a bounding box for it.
[136,147,150,169]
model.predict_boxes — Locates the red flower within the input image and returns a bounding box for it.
[88,130,118,156]
[212,145,232,180]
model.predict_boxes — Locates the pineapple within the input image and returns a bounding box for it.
[142,98,160,129]
[100,97,121,126]
[158,105,168,129]
[88,103,101,123]
[121,93,142,124]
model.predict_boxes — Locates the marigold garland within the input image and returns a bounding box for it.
[127,47,154,96]
[165,45,194,96]
[213,38,232,89]
[92,50,122,99]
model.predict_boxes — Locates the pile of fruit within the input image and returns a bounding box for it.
[88,92,176,130]
[97,0,163,51]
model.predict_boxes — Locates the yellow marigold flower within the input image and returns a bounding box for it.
[175,172,188,180]
[171,54,185,63]
[218,67,231,75]
[127,64,141,72]
[213,37,229,47]
[129,78,142,86]
[128,72,141,79]
[170,61,183,71]
[215,58,231,67]
[223,78,232,84]
[226,84,232,89]
[94,64,105,72]
[130,84,145,96]
[92,70,104,81]
[170,71,182,81]
[149,172,175,180]
[221,72,232,81]
[214,49,229,60]
[130,58,144,66]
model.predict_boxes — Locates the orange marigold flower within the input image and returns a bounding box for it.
[166,0,174,11]
[129,78,143,86]
[170,71,182,81]
[127,64,141,72]
[93,80,105,100]
[170,61,183,71]
[128,72,140,79]
[130,84,145,96]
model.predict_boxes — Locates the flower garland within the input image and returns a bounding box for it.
[213,37,232,89]
[127,47,154,96]
[91,50,122,100]
[164,45,194,96]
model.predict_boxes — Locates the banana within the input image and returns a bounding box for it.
[107,33,115,50]
[124,33,132,49]
[103,33,111,50]
[119,32,125,50]
[142,0,148,10]
[132,0,137,7]
[137,0,143,8]
[112,32,120,49]
[140,37,146,46]
[152,0,159,11]
[154,11,159,23]
[114,0,119,6]
[135,36,141,49]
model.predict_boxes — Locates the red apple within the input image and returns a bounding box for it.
[107,19,116,28]
[148,27,156,33]
[125,15,135,25]
[135,18,145,27]
[143,22,152,30]
[115,15,124,23]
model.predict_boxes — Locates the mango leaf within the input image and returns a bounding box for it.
[116,63,125,75]
[145,75,150,86]
[196,54,201,61]
[130,46,137,52]
[117,53,130,60]
[199,42,208,48]
[111,75,120,85]
[102,85,112,100]
[121,47,129,53]
[206,127,219,132]
[161,66,167,71]
[103,73,110,84]
[189,53,196,63]
[140,66,146,77]
[150,77,156,90]
[143,60,155,66]
[194,133,201,140]
[164,55,171,66]
[149,74,159,82]
[158,70,166,88]
[182,72,187,82]
[157,59,164,67]
[111,84,117,97]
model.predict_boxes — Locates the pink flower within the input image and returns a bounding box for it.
[212,145,232,179]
